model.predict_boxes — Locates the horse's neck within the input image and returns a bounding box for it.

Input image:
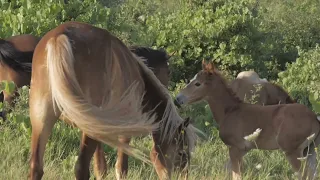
[206,82,241,125]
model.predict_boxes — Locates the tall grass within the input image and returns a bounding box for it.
[0,86,319,179]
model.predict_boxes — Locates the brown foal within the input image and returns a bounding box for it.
[176,60,320,180]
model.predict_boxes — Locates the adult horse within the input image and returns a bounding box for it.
[176,61,319,180]
[29,21,197,180]
[0,34,40,117]
[230,71,295,105]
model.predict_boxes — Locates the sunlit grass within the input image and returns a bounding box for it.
[0,87,319,180]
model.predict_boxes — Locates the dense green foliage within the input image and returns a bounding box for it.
[1,0,320,178]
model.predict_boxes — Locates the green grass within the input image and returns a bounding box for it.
[1,120,316,180]
[0,87,319,180]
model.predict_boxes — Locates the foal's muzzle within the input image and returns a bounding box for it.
[175,93,187,105]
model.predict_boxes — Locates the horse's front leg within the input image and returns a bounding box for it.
[228,146,246,180]
[115,136,131,180]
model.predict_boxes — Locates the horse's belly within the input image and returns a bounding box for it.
[255,136,279,150]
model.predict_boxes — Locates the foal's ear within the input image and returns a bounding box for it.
[202,59,215,73]
[207,62,216,73]
[202,59,207,70]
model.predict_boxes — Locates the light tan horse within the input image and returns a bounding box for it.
[29,21,197,180]
[0,34,40,117]
[236,71,267,83]
[230,71,295,105]
[176,61,320,180]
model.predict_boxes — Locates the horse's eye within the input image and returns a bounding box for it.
[178,151,184,156]
[195,82,201,87]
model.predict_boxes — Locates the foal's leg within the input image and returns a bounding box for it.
[115,136,131,180]
[74,132,100,180]
[93,143,107,180]
[29,95,58,180]
[228,147,246,180]
[285,150,303,179]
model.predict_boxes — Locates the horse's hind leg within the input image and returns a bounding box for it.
[285,149,303,179]
[75,132,99,180]
[93,143,107,180]
[29,93,58,180]
[115,136,131,180]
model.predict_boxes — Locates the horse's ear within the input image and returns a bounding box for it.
[202,59,207,70]
[205,61,215,74]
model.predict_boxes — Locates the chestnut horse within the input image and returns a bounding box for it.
[176,61,320,180]
[29,21,197,180]
[0,34,40,117]
[230,71,295,105]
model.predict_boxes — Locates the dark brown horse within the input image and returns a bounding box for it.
[92,46,175,179]
[29,21,197,180]
[176,61,320,180]
[130,46,171,87]
[0,34,40,118]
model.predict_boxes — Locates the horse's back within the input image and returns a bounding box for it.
[230,79,268,104]
[32,21,143,105]
[6,34,40,52]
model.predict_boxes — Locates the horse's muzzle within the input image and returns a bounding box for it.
[175,93,187,105]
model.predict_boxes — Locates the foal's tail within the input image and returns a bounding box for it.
[305,129,320,179]
[46,34,157,163]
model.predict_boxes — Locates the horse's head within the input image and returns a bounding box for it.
[130,46,171,87]
[176,60,220,105]
[165,117,193,174]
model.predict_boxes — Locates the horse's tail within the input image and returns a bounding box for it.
[0,39,33,72]
[305,126,320,179]
[46,34,157,163]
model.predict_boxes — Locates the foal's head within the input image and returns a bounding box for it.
[176,60,221,105]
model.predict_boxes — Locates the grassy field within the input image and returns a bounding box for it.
[0,87,319,180]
